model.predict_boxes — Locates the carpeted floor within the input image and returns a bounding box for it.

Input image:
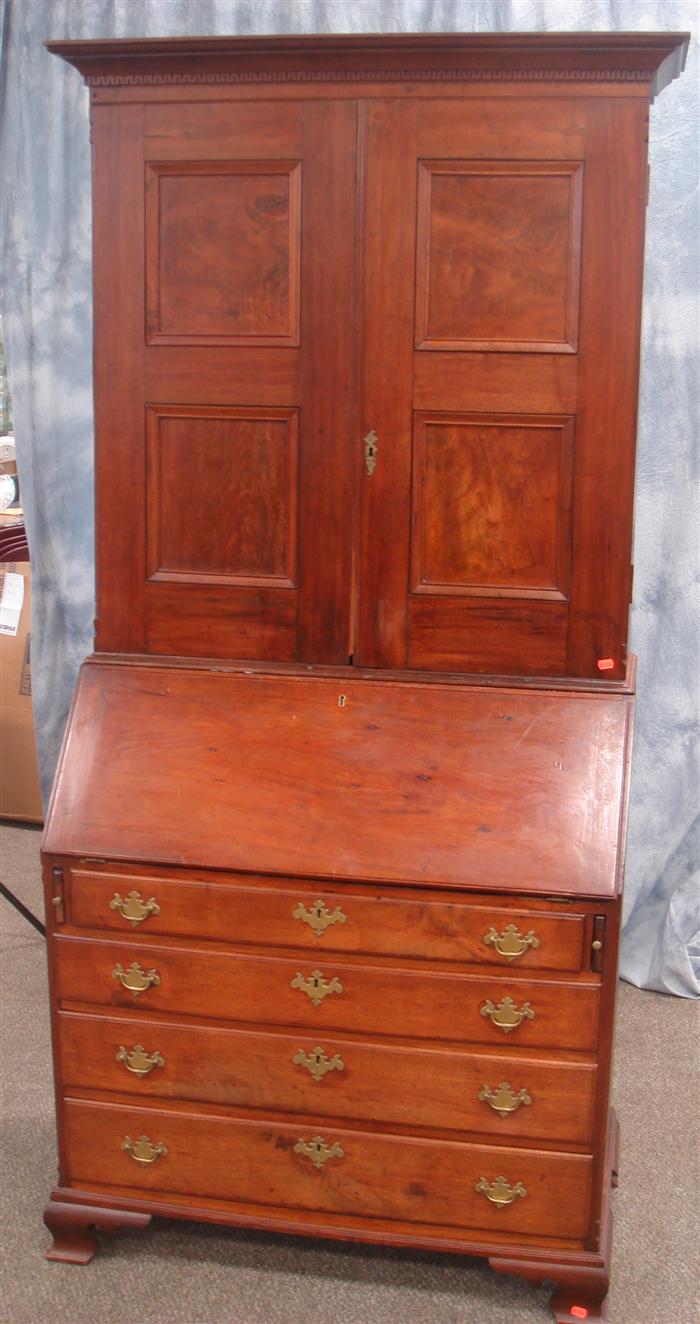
[1,822,698,1324]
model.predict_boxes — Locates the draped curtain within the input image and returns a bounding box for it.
[1,0,698,995]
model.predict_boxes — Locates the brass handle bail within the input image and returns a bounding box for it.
[112,961,160,995]
[121,1134,167,1165]
[480,995,535,1033]
[116,1044,165,1077]
[475,1175,527,1206]
[483,923,539,961]
[110,890,161,926]
[478,1081,532,1117]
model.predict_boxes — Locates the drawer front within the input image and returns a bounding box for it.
[54,935,599,1051]
[59,1010,596,1143]
[64,1098,592,1241]
[68,867,587,972]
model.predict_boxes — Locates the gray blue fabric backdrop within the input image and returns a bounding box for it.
[1,0,698,995]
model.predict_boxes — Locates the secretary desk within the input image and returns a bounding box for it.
[41,33,688,1324]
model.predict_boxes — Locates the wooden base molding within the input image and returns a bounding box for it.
[43,1198,151,1265]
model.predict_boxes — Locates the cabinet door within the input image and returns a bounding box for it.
[356,97,647,680]
[92,100,357,663]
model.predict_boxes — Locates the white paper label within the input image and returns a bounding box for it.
[0,571,25,636]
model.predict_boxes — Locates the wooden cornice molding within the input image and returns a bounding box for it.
[46,32,689,100]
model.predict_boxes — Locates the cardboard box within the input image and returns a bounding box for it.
[0,561,44,823]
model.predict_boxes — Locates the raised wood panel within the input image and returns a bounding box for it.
[144,101,303,159]
[411,414,574,601]
[144,347,300,405]
[408,598,568,676]
[415,161,583,353]
[63,1099,593,1240]
[145,160,301,346]
[146,406,298,588]
[413,353,578,415]
[416,98,587,158]
[144,583,298,660]
[59,1010,597,1144]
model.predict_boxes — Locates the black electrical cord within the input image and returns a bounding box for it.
[0,879,45,936]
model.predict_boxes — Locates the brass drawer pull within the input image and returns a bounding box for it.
[110,890,161,926]
[293,899,347,938]
[293,1046,345,1082]
[116,1044,165,1077]
[475,1175,527,1206]
[478,1081,532,1117]
[112,961,160,995]
[483,923,539,960]
[480,995,535,1033]
[293,1135,344,1169]
[291,969,343,1006]
[121,1134,167,1165]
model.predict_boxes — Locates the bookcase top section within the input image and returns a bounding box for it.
[43,660,633,899]
[46,31,689,99]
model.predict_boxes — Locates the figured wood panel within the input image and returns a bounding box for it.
[63,1098,593,1239]
[43,663,632,897]
[54,934,600,1050]
[145,160,300,346]
[59,1011,597,1144]
[146,406,298,587]
[415,161,583,352]
[411,414,573,599]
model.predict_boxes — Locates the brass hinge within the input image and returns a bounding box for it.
[51,867,65,925]
[363,429,378,476]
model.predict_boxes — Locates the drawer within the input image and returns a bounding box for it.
[64,1098,592,1241]
[67,866,588,972]
[54,935,599,1051]
[59,1009,597,1144]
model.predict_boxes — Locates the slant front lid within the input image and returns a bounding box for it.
[43,662,633,898]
